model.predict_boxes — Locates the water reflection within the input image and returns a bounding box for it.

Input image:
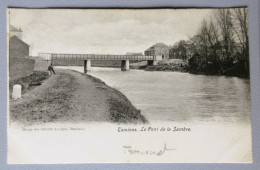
[57,66,251,123]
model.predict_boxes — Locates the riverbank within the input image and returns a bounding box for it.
[188,60,250,78]
[131,59,249,78]
[9,69,147,125]
[130,59,189,72]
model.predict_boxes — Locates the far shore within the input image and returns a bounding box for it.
[130,59,249,79]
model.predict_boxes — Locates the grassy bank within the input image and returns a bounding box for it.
[76,71,148,124]
[10,72,77,124]
[10,70,147,125]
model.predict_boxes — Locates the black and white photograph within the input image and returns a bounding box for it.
[8,8,252,163]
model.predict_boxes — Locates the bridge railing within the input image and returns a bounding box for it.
[40,53,155,61]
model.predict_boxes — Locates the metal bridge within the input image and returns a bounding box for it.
[39,53,155,61]
[39,53,159,72]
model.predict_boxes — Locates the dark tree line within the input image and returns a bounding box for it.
[187,8,249,77]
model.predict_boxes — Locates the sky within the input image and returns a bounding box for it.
[9,9,213,56]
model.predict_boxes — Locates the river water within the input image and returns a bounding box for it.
[57,66,251,123]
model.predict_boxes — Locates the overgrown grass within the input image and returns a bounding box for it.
[108,95,147,124]
[75,71,148,124]
[10,72,78,124]
[9,71,50,97]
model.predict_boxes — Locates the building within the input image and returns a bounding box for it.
[9,25,29,58]
[144,43,169,59]
[9,25,35,81]
[9,36,30,59]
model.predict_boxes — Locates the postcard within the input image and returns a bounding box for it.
[8,8,252,163]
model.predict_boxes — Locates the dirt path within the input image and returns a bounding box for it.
[10,70,147,125]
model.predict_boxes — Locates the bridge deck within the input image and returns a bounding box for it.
[39,53,155,61]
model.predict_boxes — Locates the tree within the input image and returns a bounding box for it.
[216,9,235,61]
[190,19,218,62]
[205,19,221,61]
[231,8,249,70]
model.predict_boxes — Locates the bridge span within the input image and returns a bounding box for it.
[39,53,161,72]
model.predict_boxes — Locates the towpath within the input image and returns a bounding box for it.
[10,69,146,125]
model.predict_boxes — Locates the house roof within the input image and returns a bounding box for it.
[10,25,22,32]
[10,36,29,47]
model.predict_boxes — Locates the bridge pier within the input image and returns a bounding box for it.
[147,60,154,66]
[121,59,129,71]
[84,59,91,73]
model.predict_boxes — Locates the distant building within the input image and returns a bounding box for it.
[144,43,169,59]
[10,25,23,39]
